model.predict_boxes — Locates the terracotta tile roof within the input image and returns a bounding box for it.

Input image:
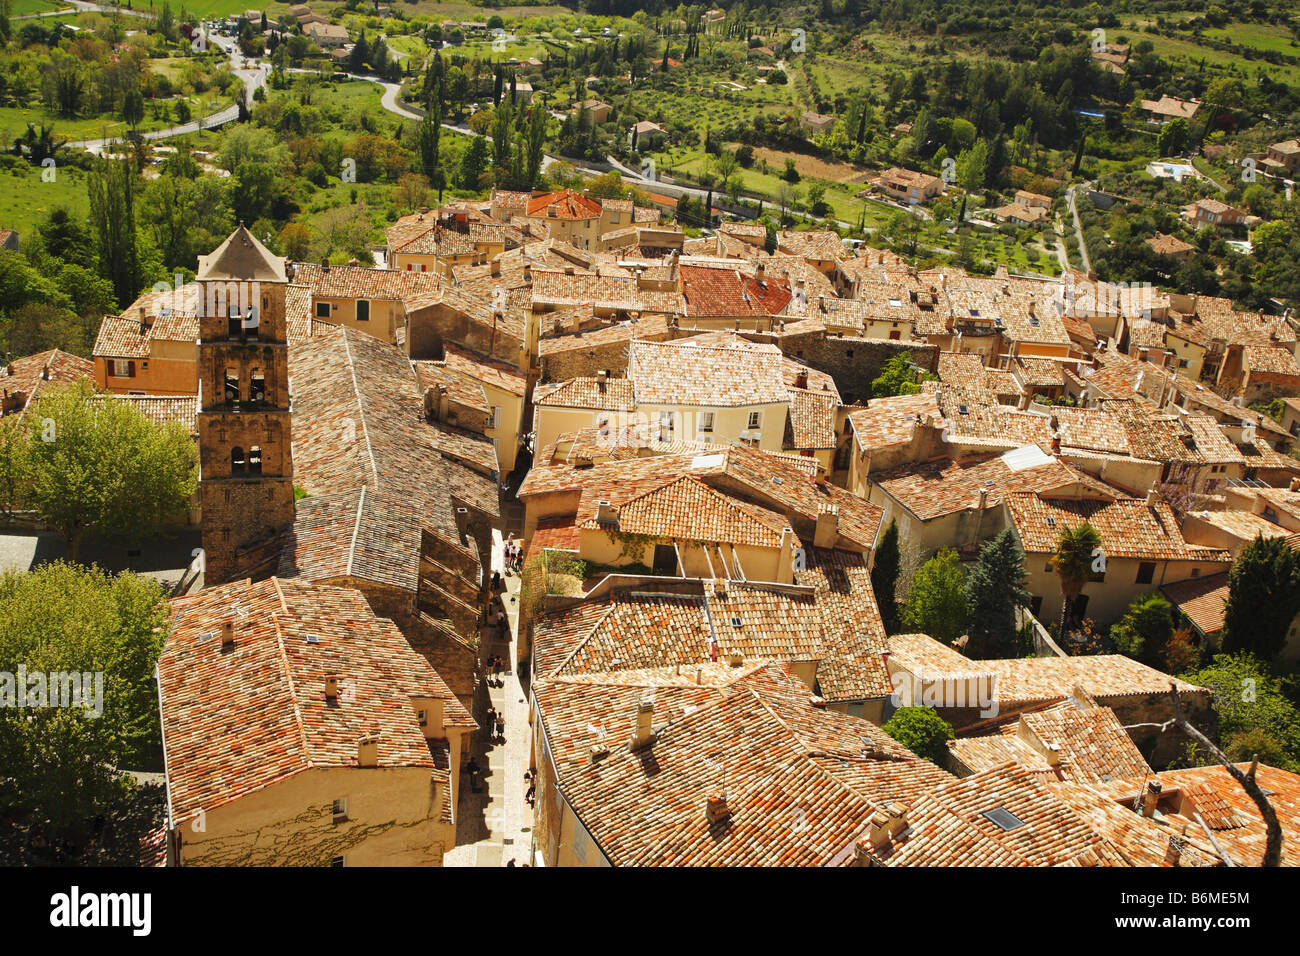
[438,342,526,396]
[717,442,882,551]
[531,269,680,313]
[1244,345,1300,378]
[785,387,837,450]
[775,230,845,261]
[1053,407,1133,456]
[291,262,441,305]
[533,663,947,865]
[872,451,1098,521]
[847,393,942,451]
[888,631,1208,705]
[1005,492,1230,562]
[94,312,200,359]
[534,375,636,411]
[289,323,499,519]
[580,475,792,548]
[279,486,425,592]
[159,577,473,825]
[538,582,825,678]
[679,263,792,318]
[794,549,891,702]
[932,385,1056,448]
[628,337,788,407]
[412,359,491,414]
[1015,358,1066,388]
[526,188,603,219]
[875,763,1124,866]
[0,349,93,414]
[1162,570,1230,636]
[90,393,197,434]
[1138,763,1300,866]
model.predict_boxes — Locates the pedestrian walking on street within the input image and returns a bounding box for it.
[495,714,505,741]
[493,656,504,682]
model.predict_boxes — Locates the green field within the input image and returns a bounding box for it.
[1203,22,1300,57]
[9,0,73,16]
[0,163,90,238]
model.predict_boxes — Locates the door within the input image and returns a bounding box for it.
[652,544,677,575]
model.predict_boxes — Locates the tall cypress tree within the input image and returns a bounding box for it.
[87,155,140,310]
[1224,535,1300,660]
[871,519,901,634]
[964,529,1031,659]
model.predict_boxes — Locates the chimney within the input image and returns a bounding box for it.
[1165,830,1187,866]
[418,696,444,735]
[523,260,532,283]
[814,503,839,548]
[1140,780,1162,818]
[220,619,236,651]
[755,262,765,280]
[977,488,988,511]
[40,363,50,381]
[705,793,730,824]
[490,258,501,277]
[357,734,379,768]
[454,506,469,537]
[595,499,618,524]
[795,368,809,389]
[321,257,330,273]
[866,809,892,849]
[631,697,655,750]
[139,306,148,334]
[596,369,608,391]
[1146,488,1158,506]
[325,675,340,702]
[1043,743,1061,767]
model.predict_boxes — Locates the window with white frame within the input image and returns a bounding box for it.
[699,410,715,433]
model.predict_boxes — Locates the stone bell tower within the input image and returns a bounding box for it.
[195,225,295,584]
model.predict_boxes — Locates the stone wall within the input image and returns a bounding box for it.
[779,335,939,406]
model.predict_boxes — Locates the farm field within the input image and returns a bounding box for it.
[0,163,90,238]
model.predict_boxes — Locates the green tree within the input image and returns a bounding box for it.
[1155,118,1189,157]
[1051,522,1101,641]
[1109,593,1174,664]
[956,139,987,192]
[87,154,141,309]
[882,706,954,765]
[871,518,901,634]
[4,383,197,561]
[901,549,968,645]
[1181,653,1300,772]
[1223,535,1300,660]
[964,529,1030,658]
[458,135,490,191]
[870,350,921,398]
[0,561,170,863]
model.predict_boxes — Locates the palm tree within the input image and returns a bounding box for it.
[1051,522,1101,645]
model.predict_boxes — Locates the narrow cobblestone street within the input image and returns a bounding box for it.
[444,527,534,866]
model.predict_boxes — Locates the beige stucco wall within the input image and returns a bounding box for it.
[314,296,403,343]
[177,764,450,867]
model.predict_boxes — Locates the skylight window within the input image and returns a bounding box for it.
[980,807,1027,831]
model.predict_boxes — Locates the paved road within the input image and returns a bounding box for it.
[1066,181,1092,275]
[66,34,267,152]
